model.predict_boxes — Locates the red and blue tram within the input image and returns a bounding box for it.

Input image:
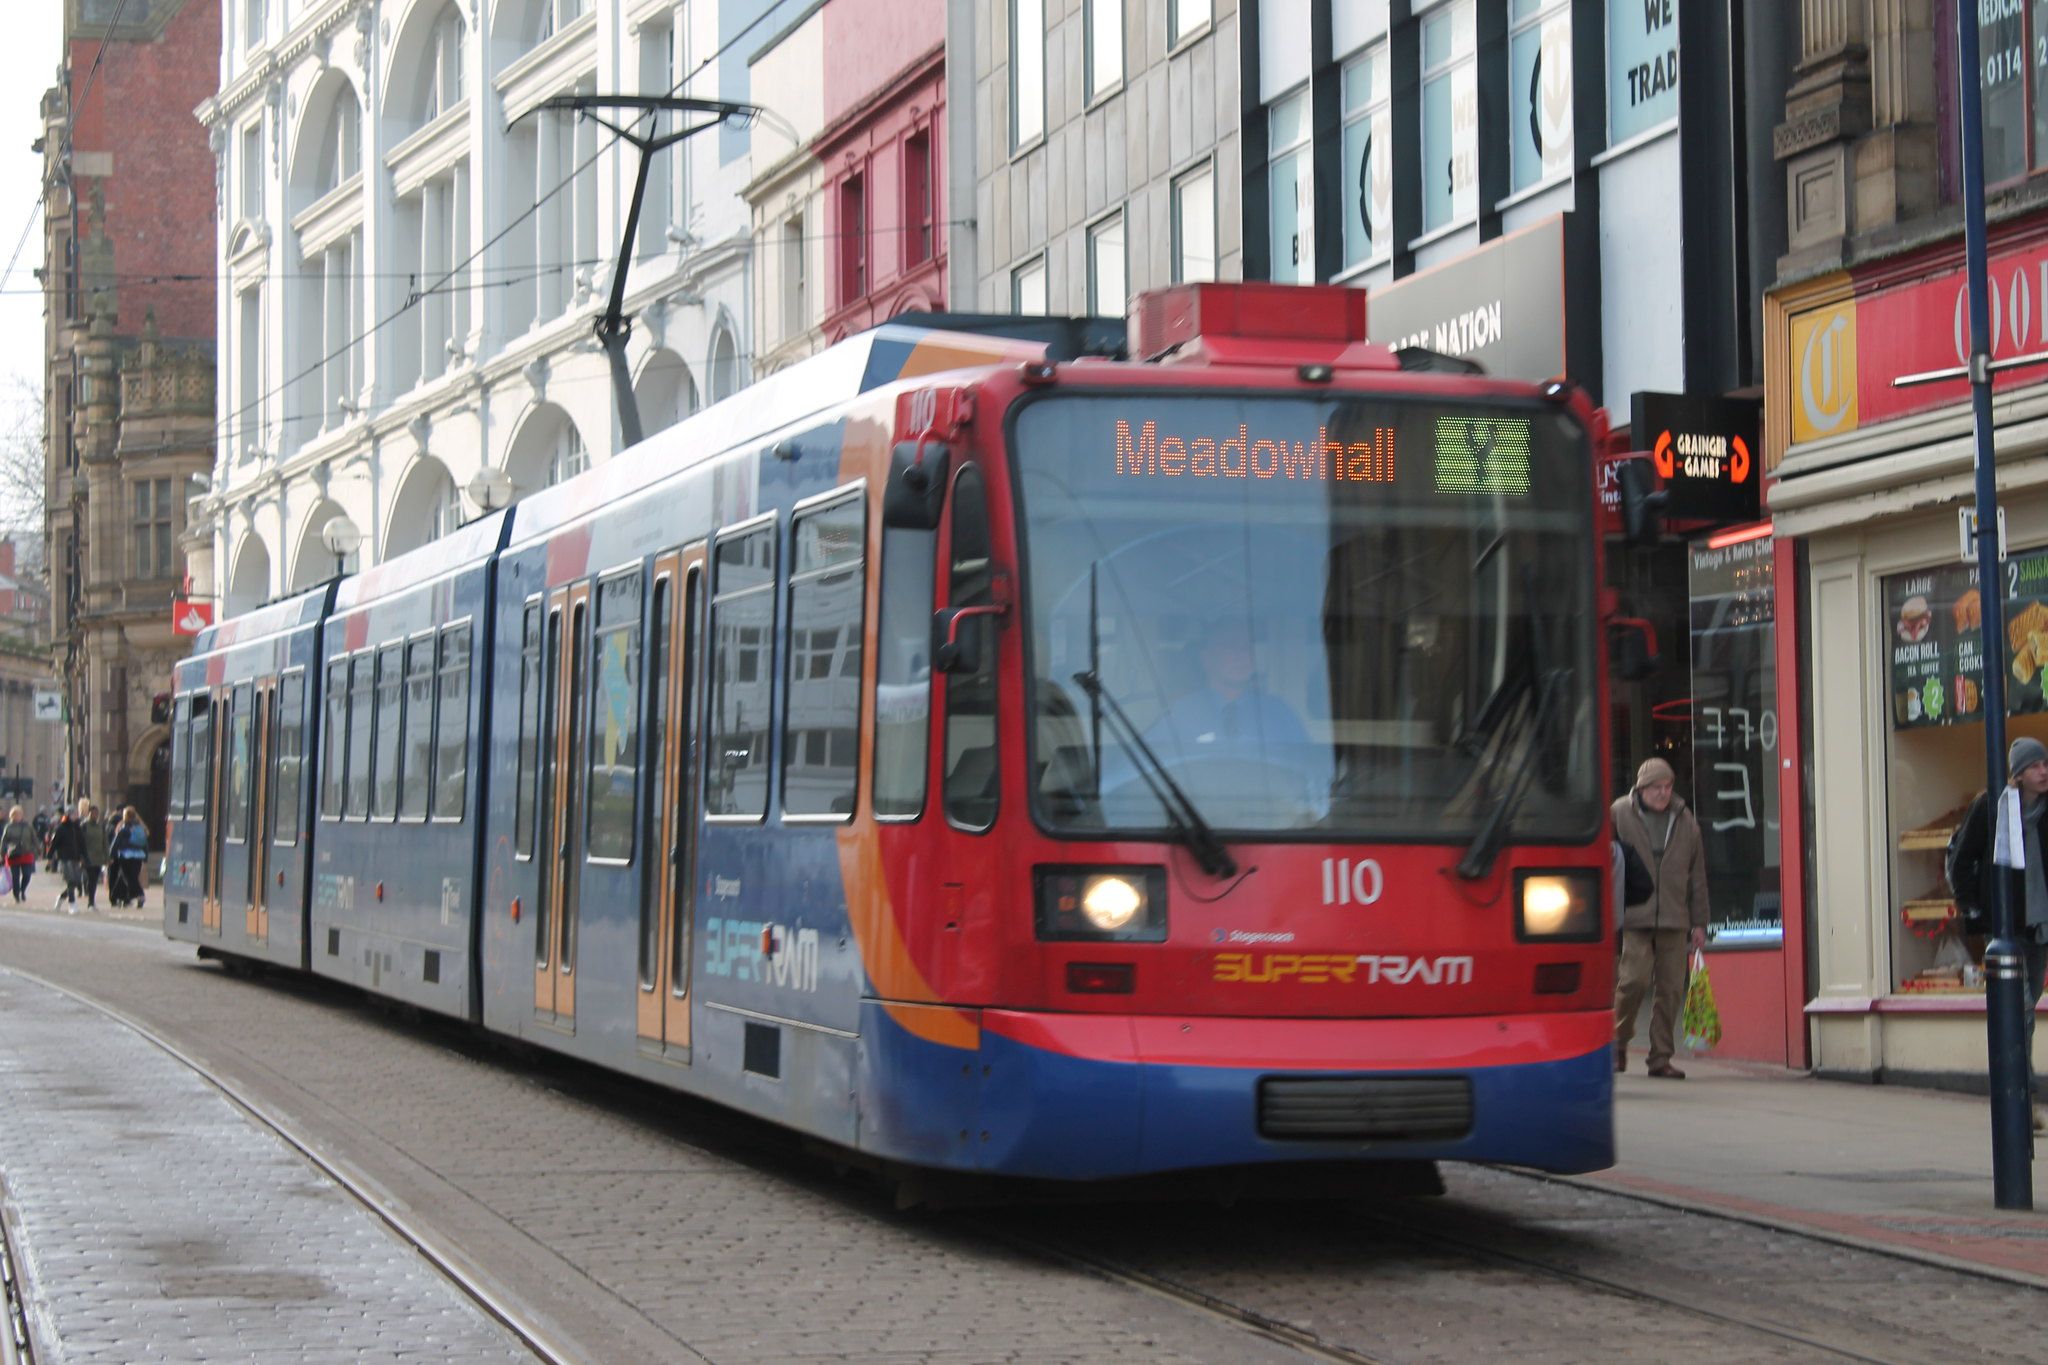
[164,284,1617,1182]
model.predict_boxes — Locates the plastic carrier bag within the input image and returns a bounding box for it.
[1682,949,1722,1051]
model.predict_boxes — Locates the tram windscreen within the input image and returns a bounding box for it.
[1013,392,1601,841]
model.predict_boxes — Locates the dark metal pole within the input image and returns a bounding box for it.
[1954,8,2036,1211]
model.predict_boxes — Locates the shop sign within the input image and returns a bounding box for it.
[1367,215,1567,380]
[1631,391,1761,525]
[1607,0,1679,143]
[172,597,213,636]
[1883,547,2048,729]
[1689,536,1783,945]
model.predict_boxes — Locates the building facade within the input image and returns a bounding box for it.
[41,0,221,833]
[1765,2,2048,1084]
[193,0,831,622]
[744,2,825,373]
[0,535,62,811]
[952,0,1241,317]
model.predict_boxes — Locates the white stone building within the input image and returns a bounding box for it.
[195,0,781,616]
[742,3,824,375]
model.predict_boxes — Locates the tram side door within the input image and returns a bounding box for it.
[245,679,274,945]
[637,546,705,1056]
[535,581,591,1025]
[202,686,227,934]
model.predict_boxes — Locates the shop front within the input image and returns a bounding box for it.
[1767,217,2048,1085]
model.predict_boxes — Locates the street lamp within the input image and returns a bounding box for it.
[465,466,513,518]
[320,515,362,579]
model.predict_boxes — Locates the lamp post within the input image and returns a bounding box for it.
[465,467,513,521]
[320,515,362,580]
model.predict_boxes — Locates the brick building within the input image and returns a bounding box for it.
[41,0,220,835]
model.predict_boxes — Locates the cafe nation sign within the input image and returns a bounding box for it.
[1631,390,1763,524]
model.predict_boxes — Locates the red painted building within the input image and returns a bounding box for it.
[816,0,946,341]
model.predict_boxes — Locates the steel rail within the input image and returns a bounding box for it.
[0,1180,32,1365]
[3,964,575,1365]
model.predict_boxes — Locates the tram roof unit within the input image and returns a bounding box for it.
[502,320,1058,553]
[331,510,511,613]
[184,582,335,660]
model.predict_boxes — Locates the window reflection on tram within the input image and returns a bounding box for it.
[1013,394,1600,840]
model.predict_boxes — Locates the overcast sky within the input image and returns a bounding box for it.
[0,5,65,397]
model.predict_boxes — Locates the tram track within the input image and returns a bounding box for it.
[2,964,576,1365]
[0,1177,34,1365]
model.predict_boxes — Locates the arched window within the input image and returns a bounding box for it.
[420,4,466,123]
[709,325,740,404]
[547,425,587,487]
[314,90,361,197]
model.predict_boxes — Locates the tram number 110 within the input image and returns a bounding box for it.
[1322,858,1384,907]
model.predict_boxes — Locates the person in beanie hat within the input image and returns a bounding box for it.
[1610,755,1711,1078]
[1943,733,2048,1133]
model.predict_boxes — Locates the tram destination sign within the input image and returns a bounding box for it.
[1630,391,1762,525]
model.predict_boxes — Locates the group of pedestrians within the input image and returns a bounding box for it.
[0,801,151,911]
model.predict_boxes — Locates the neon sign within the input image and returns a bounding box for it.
[1113,420,1396,483]
[1433,416,1533,496]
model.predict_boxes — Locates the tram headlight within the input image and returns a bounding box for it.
[1515,870,1601,943]
[1036,867,1168,942]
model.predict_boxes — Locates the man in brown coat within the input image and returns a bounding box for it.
[1611,756,1710,1078]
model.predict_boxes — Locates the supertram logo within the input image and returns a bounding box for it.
[1113,420,1396,483]
[1212,953,1475,986]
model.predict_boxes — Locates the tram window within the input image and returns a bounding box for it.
[345,654,373,819]
[785,496,864,818]
[399,637,435,820]
[588,579,640,858]
[874,524,935,819]
[273,680,303,846]
[640,575,671,987]
[225,685,252,842]
[170,700,190,817]
[707,522,776,818]
[321,661,346,819]
[371,644,403,820]
[515,603,541,856]
[191,694,213,828]
[434,624,471,820]
[943,466,999,830]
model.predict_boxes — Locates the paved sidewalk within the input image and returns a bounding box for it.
[0,965,527,1363]
[1594,1052,2048,1286]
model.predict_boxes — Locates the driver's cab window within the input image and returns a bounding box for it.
[943,466,998,829]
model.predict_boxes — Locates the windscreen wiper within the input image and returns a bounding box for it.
[1455,665,1567,880]
[1071,670,1239,879]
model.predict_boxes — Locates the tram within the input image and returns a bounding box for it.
[165,283,1618,1182]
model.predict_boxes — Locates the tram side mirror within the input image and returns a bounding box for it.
[1615,457,1668,547]
[883,441,950,530]
[1608,617,1661,681]
[932,606,983,674]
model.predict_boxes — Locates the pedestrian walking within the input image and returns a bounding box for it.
[1,805,36,904]
[79,802,107,910]
[46,806,84,911]
[1610,756,1710,1079]
[109,807,148,908]
[1942,734,2048,1134]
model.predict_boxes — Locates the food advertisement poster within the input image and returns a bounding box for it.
[1884,548,2048,728]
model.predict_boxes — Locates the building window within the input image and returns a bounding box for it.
[782,214,806,342]
[1172,163,1216,282]
[239,122,263,222]
[1169,0,1210,47]
[1420,0,1478,233]
[1085,0,1123,100]
[710,325,741,403]
[1341,45,1391,271]
[316,97,360,195]
[1011,0,1045,149]
[237,287,262,459]
[903,130,934,267]
[1509,1,1573,192]
[132,478,174,579]
[839,172,867,304]
[1607,0,1679,146]
[1268,89,1313,283]
[707,522,776,818]
[587,574,641,857]
[636,19,673,257]
[547,425,587,487]
[421,3,467,123]
[784,497,864,818]
[242,0,265,53]
[1088,211,1126,316]
[1012,256,1048,315]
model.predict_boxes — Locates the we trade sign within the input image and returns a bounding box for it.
[1789,226,2048,446]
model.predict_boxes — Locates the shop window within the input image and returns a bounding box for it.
[400,637,435,820]
[1172,162,1216,283]
[1607,0,1679,146]
[1341,45,1391,272]
[1419,0,1477,234]
[587,574,641,858]
[1012,256,1048,315]
[1508,0,1573,192]
[1011,0,1045,148]
[515,603,542,855]
[371,644,402,820]
[1268,89,1314,283]
[1962,2,2048,184]
[434,623,471,820]
[1688,538,1781,947]
[322,660,346,818]
[1088,211,1126,317]
[1085,0,1123,100]
[784,496,865,818]
[707,522,776,818]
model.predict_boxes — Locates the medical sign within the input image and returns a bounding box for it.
[1631,391,1761,524]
